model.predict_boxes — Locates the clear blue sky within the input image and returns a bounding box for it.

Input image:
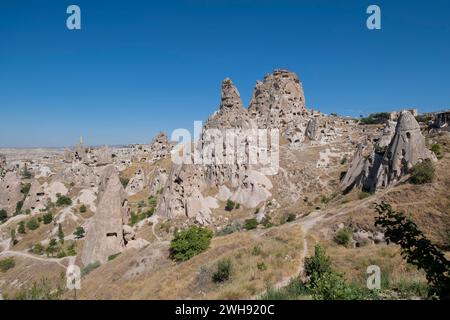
[1,0,449,147]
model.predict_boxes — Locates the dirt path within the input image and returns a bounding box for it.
[0,249,71,269]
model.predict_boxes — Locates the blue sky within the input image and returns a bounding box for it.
[0,0,449,147]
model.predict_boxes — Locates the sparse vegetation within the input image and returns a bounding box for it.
[358,191,371,200]
[169,225,213,262]
[79,204,87,213]
[409,161,435,184]
[244,218,258,230]
[334,228,353,247]
[257,262,267,271]
[215,222,242,236]
[108,252,121,261]
[212,259,232,283]
[8,278,63,300]
[58,223,65,244]
[0,209,7,223]
[430,143,443,159]
[360,112,390,125]
[81,261,101,276]
[0,257,16,272]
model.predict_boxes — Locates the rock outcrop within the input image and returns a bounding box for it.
[125,168,147,196]
[248,69,307,147]
[0,172,22,215]
[81,165,129,265]
[149,132,172,162]
[205,78,252,130]
[373,111,436,189]
[342,111,436,193]
[22,180,45,213]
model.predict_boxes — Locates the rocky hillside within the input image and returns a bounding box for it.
[0,69,449,300]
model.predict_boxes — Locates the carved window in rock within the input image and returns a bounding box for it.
[106,232,118,237]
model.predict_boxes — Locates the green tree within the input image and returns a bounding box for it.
[46,239,58,257]
[375,202,450,299]
[169,226,213,261]
[57,224,65,244]
[73,226,85,239]
[18,221,26,234]
[304,245,333,287]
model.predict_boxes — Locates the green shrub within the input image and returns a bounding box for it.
[108,253,121,261]
[244,218,258,230]
[340,157,348,165]
[18,221,26,234]
[56,194,72,207]
[56,250,67,258]
[73,226,85,239]
[26,218,40,231]
[10,229,17,246]
[286,213,296,223]
[334,228,353,247]
[358,191,371,200]
[0,209,7,223]
[15,200,24,214]
[312,271,359,300]
[81,261,101,276]
[215,222,242,236]
[257,262,267,271]
[58,223,65,244]
[42,213,53,224]
[225,200,236,211]
[212,259,232,283]
[31,243,44,255]
[409,161,435,184]
[0,257,15,272]
[79,204,87,213]
[252,245,262,256]
[169,226,213,262]
[67,242,77,256]
[261,216,274,228]
[430,143,443,159]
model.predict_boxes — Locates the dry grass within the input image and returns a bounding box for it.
[76,223,303,300]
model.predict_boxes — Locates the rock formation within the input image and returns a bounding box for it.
[95,146,112,166]
[125,168,147,196]
[342,110,436,193]
[81,165,129,265]
[148,132,172,162]
[373,111,436,189]
[248,69,307,147]
[22,180,45,213]
[0,172,22,216]
[205,78,252,130]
